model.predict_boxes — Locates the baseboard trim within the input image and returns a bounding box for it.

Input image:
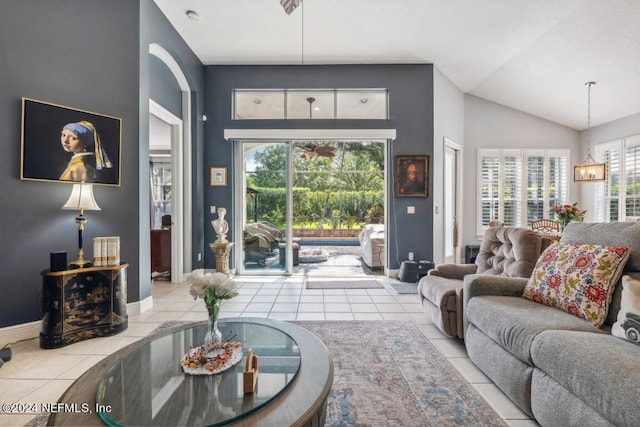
[1,296,155,348]
[128,295,154,316]
[0,321,41,347]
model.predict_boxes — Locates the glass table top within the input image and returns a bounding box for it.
[96,321,301,426]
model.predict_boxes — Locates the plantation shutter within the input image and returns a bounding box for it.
[478,149,569,236]
[502,151,522,227]
[526,153,545,225]
[548,151,568,216]
[478,151,500,232]
[598,142,621,222]
[625,137,640,220]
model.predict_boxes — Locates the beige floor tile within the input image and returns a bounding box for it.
[376,303,405,313]
[325,312,355,321]
[324,303,351,312]
[448,357,491,383]
[0,414,39,426]
[353,312,384,320]
[346,295,373,303]
[381,313,416,322]
[268,312,297,321]
[56,355,107,380]
[275,294,300,303]
[473,383,531,420]
[271,303,299,312]
[298,303,324,312]
[300,295,324,303]
[0,378,49,402]
[19,378,76,407]
[252,295,278,303]
[430,337,468,358]
[350,304,378,313]
[296,312,325,321]
[244,302,274,312]
[370,295,397,304]
[7,354,87,380]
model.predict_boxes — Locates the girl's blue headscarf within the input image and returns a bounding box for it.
[62,121,112,170]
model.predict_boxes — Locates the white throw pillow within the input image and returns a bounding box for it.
[612,275,640,345]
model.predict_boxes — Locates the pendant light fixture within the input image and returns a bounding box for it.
[574,82,606,183]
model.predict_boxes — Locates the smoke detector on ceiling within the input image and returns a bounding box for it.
[186,10,200,22]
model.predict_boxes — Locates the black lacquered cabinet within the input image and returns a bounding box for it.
[40,264,128,349]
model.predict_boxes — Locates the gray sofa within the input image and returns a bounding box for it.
[418,227,549,338]
[463,222,640,427]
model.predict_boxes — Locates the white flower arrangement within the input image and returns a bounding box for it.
[186,269,238,309]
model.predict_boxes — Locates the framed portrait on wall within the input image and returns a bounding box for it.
[396,155,429,197]
[20,98,122,186]
[210,167,227,186]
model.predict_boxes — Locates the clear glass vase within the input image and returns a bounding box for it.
[204,301,222,348]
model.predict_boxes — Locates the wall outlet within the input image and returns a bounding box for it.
[408,252,414,261]
[210,206,216,214]
[197,252,202,261]
[407,206,415,214]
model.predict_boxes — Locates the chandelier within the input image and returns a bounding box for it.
[574,82,606,183]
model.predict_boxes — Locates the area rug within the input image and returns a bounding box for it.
[305,278,383,289]
[293,320,506,426]
[389,281,419,294]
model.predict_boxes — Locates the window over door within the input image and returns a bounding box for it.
[477,149,569,236]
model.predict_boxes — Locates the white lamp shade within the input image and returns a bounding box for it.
[62,183,101,211]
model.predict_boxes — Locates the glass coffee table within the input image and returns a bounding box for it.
[50,318,333,426]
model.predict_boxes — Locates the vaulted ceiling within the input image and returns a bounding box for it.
[153,0,640,130]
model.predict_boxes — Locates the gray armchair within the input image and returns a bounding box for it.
[417,227,549,338]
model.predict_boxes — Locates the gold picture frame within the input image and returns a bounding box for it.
[210,167,227,187]
[395,155,429,197]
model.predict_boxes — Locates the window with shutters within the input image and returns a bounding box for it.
[477,149,569,236]
[596,135,640,222]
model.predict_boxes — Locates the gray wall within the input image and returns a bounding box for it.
[433,67,465,264]
[204,65,435,269]
[0,0,204,329]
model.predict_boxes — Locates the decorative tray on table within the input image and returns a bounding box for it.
[180,341,243,375]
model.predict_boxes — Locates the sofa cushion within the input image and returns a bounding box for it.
[475,227,542,277]
[561,222,640,271]
[522,242,630,327]
[612,275,640,345]
[466,295,603,365]
[531,330,640,427]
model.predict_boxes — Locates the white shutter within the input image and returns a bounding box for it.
[625,137,640,220]
[502,151,522,227]
[478,150,500,234]
[526,153,545,225]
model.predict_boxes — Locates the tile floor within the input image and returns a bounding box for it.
[0,275,537,426]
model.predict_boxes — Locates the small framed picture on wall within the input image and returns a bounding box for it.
[210,167,227,186]
[395,155,429,197]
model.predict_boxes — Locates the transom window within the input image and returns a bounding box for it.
[233,89,389,120]
[596,135,640,222]
[477,149,569,235]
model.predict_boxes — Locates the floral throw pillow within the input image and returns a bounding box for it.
[523,242,631,327]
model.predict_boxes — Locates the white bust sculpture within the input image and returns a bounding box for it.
[212,207,229,243]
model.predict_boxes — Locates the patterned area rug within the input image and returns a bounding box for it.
[30,320,504,426]
[293,320,506,426]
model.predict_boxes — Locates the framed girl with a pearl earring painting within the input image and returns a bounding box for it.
[20,98,122,186]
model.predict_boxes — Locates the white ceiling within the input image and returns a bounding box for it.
[153,0,640,130]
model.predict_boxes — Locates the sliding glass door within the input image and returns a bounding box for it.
[240,141,292,274]
[235,138,386,276]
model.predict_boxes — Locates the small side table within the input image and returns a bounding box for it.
[41,263,128,349]
[209,242,234,275]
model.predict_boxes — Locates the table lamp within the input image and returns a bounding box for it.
[62,183,100,268]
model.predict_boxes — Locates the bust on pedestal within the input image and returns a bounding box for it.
[210,207,233,275]
[212,207,229,243]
